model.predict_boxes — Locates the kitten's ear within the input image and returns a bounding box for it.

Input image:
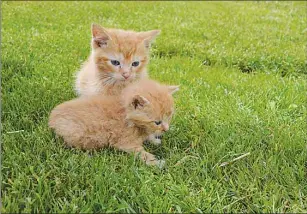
[91,23,111,48]
[168,85,180,95]
[131,95,150,109]
[140,30,161,48]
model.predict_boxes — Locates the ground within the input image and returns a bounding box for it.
[2,1,307,212]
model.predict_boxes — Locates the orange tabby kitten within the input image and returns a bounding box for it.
[49,80,179,167]
[75,24,160,96]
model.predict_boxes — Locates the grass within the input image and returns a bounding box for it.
[2,1,307,212]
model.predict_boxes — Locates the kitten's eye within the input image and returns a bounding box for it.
[132,61,139,67]
[111,60,120,66]
[154,121,162,125]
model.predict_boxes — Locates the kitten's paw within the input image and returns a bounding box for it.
[156,159,166,169]
[151,138,161,145]
[146,159,165,168]
[147,134,163,146]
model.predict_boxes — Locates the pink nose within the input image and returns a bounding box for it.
[122,73,130,79]
[162,123,169,132]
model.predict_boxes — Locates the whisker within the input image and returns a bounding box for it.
[108,78,117,87]
[99,74,112,79]
[112,79,116,86]
[101,77,114,86]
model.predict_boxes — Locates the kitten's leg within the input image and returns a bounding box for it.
[147,134,161,145]
[115,144,165,168]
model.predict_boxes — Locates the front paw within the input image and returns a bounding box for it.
[151,138,161,145]
[146,159,166,169]
[148,134,163,145]
[156,159,166,169]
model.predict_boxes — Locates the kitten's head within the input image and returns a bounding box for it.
[122,80,179,136]
[91,23,160,84]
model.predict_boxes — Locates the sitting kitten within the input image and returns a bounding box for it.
[49,80,179,167]
[75,24,160,96]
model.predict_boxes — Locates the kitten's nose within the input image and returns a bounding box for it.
[122,72,130,79]
[162,123,169,132]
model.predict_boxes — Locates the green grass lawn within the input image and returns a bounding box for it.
[2,1,307,212]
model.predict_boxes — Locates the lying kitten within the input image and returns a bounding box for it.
[49,80,179,167]
[75,24,160,96]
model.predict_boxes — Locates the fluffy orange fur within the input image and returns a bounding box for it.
[49,80,179,167]
[75,24,160,96]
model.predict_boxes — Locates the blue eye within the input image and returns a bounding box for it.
[155,121,162,125]
[132,61,139,67]
[111,60,120,66]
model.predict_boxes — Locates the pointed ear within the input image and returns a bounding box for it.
[131,95,150,109]
[168,85,180,95]
[140,30,161,48]
[91,23,111,48]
